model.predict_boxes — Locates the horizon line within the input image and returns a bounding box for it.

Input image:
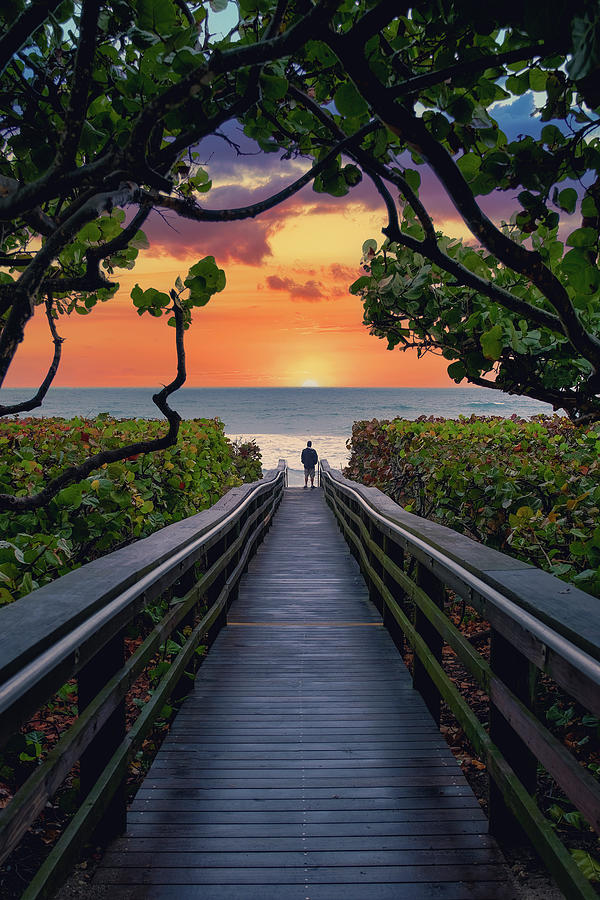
[1,384,477,391]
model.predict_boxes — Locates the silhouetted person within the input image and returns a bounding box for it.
[301,440,318,489]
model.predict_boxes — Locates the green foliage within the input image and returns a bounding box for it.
[131,257,226,327]
[0,417,262,602]
[228,439,262,483]
[571,849,600,882]
[345,415,600,597]
[1,0,600,520]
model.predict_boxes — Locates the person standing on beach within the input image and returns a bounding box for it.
[301,440,318,489]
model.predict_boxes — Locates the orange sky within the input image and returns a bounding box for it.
[4,172,467,389]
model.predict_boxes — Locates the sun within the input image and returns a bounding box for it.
[301,379,319,387]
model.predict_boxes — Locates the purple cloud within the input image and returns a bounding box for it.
[265,274,325,301]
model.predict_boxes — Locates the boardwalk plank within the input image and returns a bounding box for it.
[94,488,514,897]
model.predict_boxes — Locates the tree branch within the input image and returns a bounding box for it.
[353,0,410,45]
[153,93,259,170]
[390,43,555,98]
[0,301,186,511]
[367,172,562,332]
[54,0,101,171]
[0,273,116,297]
[0,0,63,77]
[0,175,56,235]
[0,156,113,221]
[173,0,195,27]
[146,126,376,222]
[0,183,139,386]
[324,32,600,371]
[468,374,599,421]
[0,296,64,417]
[126,0,343,158]
[263,0,289,40]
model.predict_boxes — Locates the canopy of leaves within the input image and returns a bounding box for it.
[0,0,599,427]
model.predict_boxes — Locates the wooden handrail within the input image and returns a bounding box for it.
[320,459,600,900]
[0,460,286,899]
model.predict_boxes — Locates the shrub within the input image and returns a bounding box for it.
[0,416,260,603]
[345,415,600,598]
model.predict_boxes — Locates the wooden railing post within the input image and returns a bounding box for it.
[488,628,538,841]
[226,520,242,612]
[382,534,405,653]
[171,564,200,704]
[366,519,384,615]
[413,562,445,726]
[78,631,126,842]
[347,498,360,563]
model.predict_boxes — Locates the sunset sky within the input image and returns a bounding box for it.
[5,96,539,389]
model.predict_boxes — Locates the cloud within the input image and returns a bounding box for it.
[329,263,361,283]
[265,274,325,302]
[143,211,275,266]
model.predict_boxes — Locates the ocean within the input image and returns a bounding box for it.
[0,386,556,474]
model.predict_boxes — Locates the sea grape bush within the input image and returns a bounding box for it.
[0,416,262,604]
[345,416,600,598]
[228,439,263,485]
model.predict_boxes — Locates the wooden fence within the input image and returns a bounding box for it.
[0,461,286,899]
[321,459,600,900]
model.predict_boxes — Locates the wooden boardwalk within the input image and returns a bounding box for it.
[94,488,514,899]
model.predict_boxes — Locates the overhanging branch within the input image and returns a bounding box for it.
[0,0,64,77]
[0,183,140,387]
[54,0,101,171]
[0,296,64,417]
[324,31,600,371]
[0,302,186,511]
[146,127,376,222]
[390,43,555,98]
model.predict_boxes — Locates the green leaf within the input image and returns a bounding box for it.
[260,73,288,101]
[342,164,362,186]
[403,168,421,193]
[457,154,480,181]
[130,230,150,250]
[425,112,450,140]
[134,0,178,33]
[528,68,547,91]
[334,82,368,118]
[56,483,83,509]
[362,239,378,256]
[566,228,597,248]
[447,361,466,381]
[349,275,371,293]
[184,256,226,303]
[556,188,577,214]
[447,95,474,123]
[131,284,145,307]
[480,324,504,361]
[568,9,600,81]
[561,249,600,294]
[570,849,600,882]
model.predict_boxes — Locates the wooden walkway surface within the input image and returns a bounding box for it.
[94,488,514,899]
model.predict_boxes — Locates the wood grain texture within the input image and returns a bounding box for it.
[94,488,514,897]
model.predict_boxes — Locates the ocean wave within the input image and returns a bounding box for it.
[468,401,506,407]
